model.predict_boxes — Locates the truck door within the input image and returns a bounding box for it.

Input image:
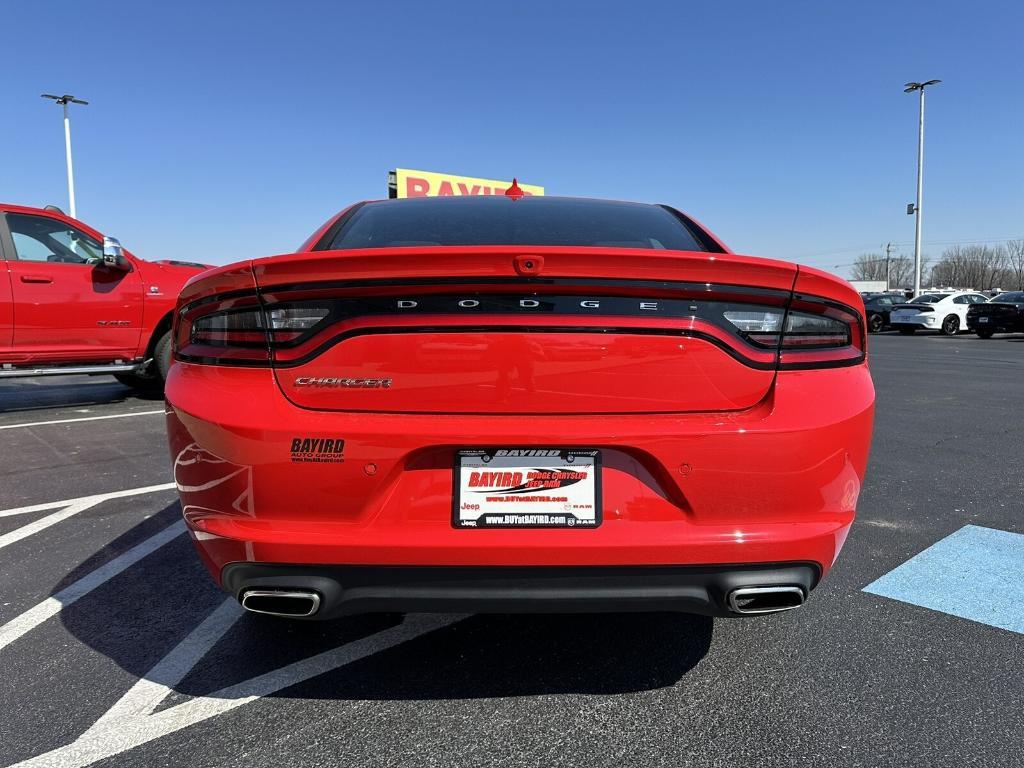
[1,212,144,362]
[0,227,13,356]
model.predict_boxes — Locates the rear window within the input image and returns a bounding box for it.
[866,295,900,305]
[993,292,1024,302]
[909,294,949,303]
[317,197,716,252]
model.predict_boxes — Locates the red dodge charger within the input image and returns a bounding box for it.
[166,193,874,619]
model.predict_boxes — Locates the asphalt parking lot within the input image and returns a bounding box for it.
[1,333,1022,768]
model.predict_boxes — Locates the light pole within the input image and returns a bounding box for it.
[885,242,894,291]
[904,79,940,296]
[41,93,89,219]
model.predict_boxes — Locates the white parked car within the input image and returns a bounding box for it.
[889,291,990,335]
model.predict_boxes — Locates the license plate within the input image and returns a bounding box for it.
[979,317,990,323]
[453,448,601,528]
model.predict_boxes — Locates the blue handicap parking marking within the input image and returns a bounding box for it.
[863,524,1024,635]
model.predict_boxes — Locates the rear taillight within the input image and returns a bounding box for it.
[175,283,865,370]
[175,298,269,365]
[779,311,852,348]
[267,305,331,332]
[174,298,331,365]
[190,308,266,346]
[780,299,864,368]
[724,302,864,368]
[722,310,784,339]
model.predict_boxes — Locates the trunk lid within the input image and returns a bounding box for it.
[252,246,797,415]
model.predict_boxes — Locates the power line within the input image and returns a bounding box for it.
[833,255,903,269]
[800,235,1024,264]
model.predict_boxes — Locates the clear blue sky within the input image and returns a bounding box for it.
[1,1,1021,275]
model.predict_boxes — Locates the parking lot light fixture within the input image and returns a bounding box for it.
[41,93,89,219]
[903,79,941,298]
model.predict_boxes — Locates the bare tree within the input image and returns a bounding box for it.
[889,255,915,288]
[849,252,916,289]
[850,253,886,281]
[929,244,1010,290]
[852,241,1024,291]
[1005,239,1024,290]
[984,245,1009,290]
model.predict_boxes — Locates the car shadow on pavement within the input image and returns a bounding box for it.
[0,378,163,413]
[55,504,713,700]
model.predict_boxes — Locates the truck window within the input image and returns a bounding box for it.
[6,213,102,264]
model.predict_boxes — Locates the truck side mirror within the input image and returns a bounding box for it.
[102,236,132,272]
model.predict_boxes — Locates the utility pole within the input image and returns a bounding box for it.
[885,242,894,291]
[904,80,941,297]
[41,93,89,218]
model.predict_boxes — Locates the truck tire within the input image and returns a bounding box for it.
[153,330,173,380]
[113,371,162,392]
[113,331,172,393]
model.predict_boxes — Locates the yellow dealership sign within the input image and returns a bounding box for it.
[390,168,544,198]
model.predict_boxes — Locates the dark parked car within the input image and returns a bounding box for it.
[862,292,907,333]
[966,292,1024,338]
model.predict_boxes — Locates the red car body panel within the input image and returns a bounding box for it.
[247,245,799,415]
[166,197,875,617]
[168,363,870,571]
[0,203,206,365]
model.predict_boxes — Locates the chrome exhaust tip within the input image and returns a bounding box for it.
[240,589,321,618]
[727,586,805,615]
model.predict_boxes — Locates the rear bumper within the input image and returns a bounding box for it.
[967,317,1024,333]
[890,315,939,329]
[166,362,874,588]
[222,562,819,618]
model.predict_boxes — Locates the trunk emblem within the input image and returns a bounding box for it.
[293,377,392,388]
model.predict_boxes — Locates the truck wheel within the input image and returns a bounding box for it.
[153,331,173,380]
[113,372,162,392]
[898,326,916,335]
[113,331,172,393]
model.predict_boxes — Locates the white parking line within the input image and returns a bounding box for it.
[0,482,464,768]
[0,483,177,518]
[0,410,165,431]
[0,500,102,551]
[13,608,460,768]
[0,521,186,653]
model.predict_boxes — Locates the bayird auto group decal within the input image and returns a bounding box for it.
[290,437,346,463]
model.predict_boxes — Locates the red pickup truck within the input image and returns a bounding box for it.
[0,203,208,391]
